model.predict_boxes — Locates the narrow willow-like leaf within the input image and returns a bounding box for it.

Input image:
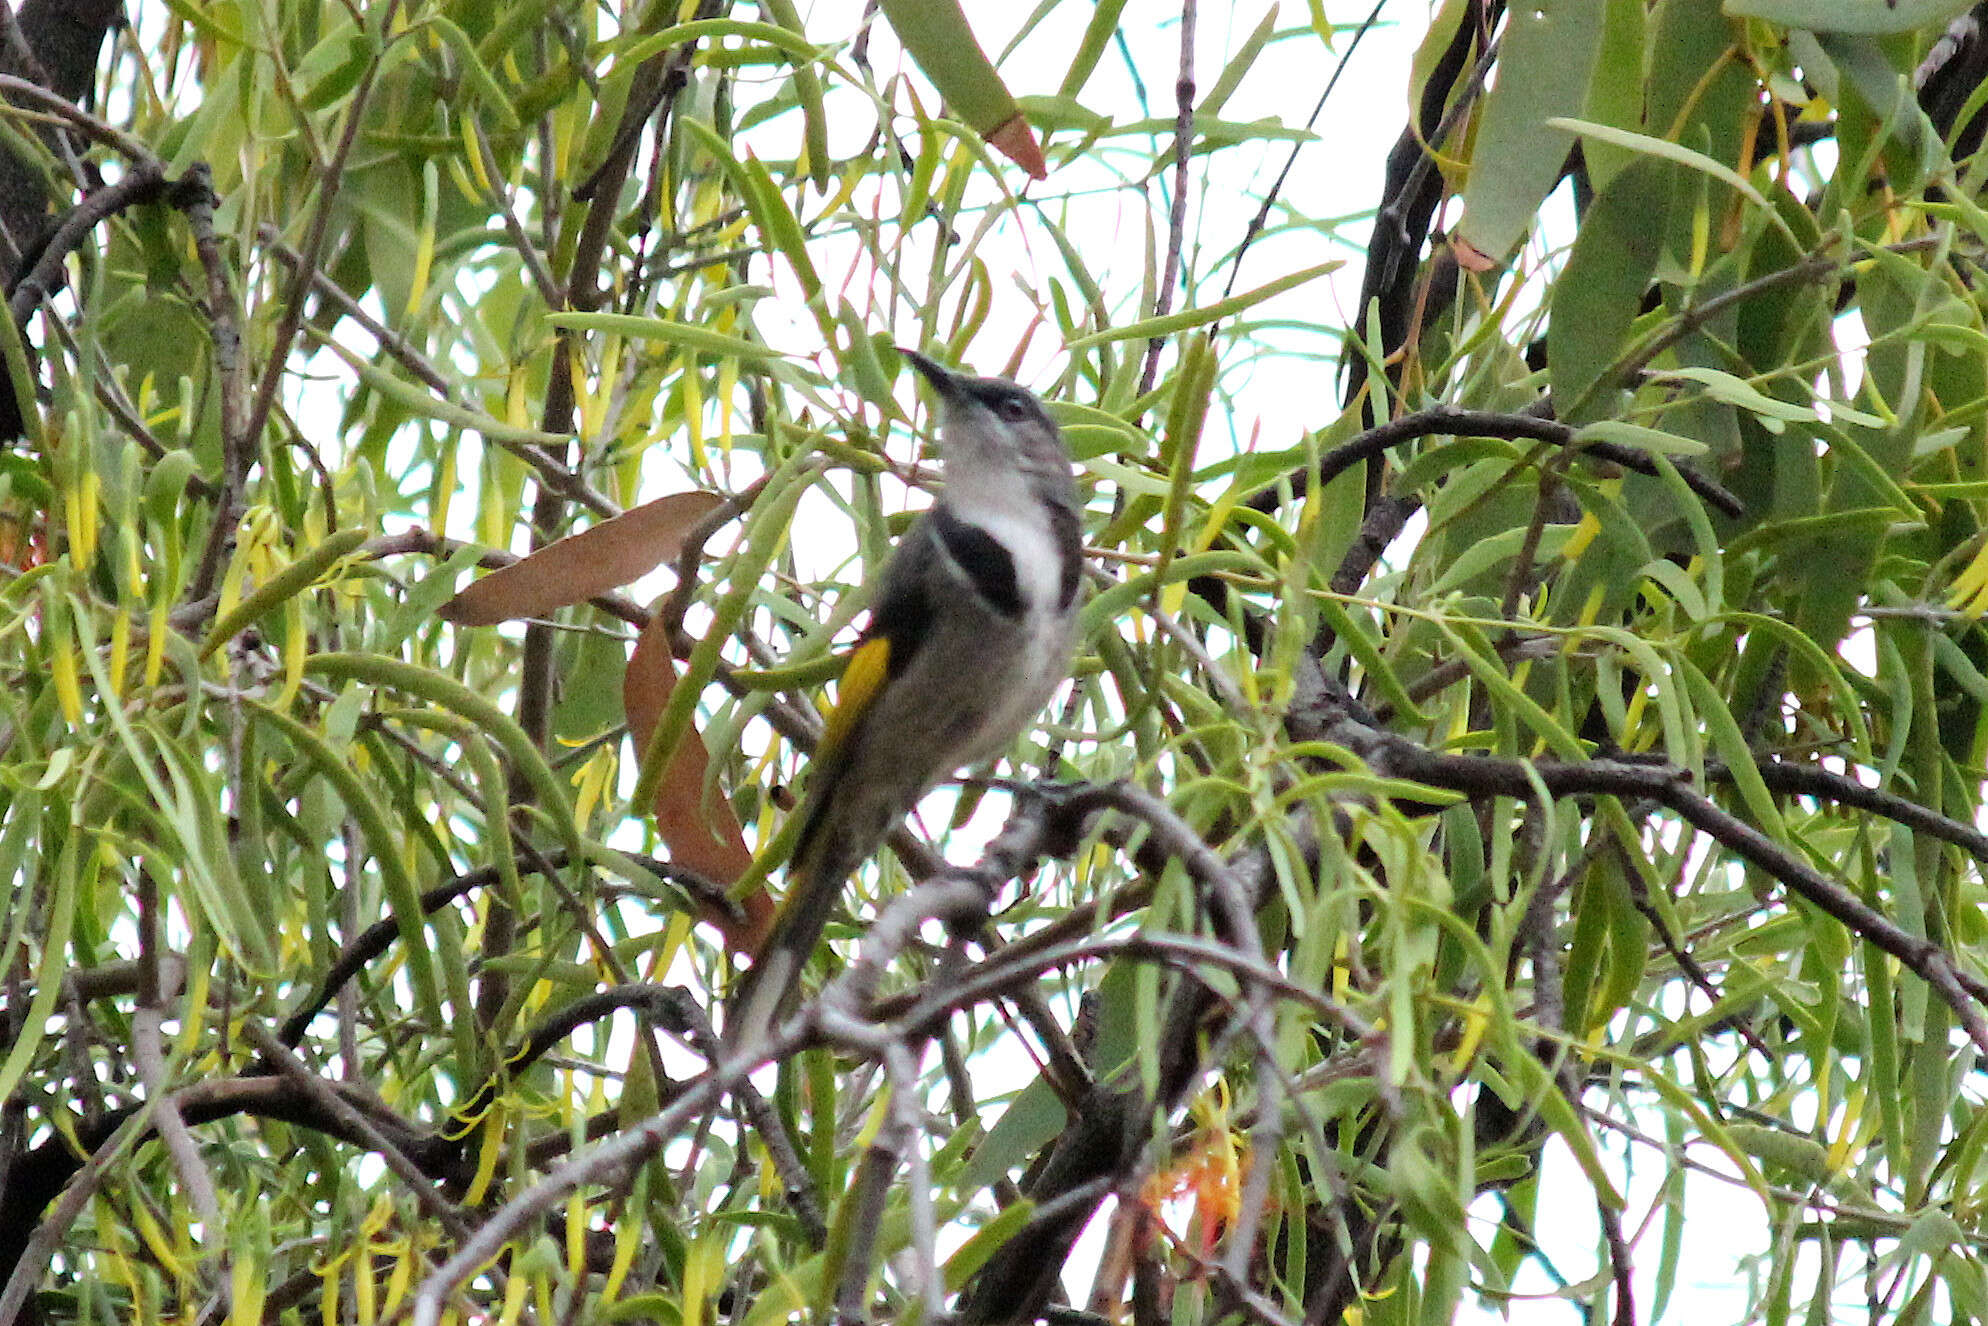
[1066,261,1341,346]
[1455,2,1606,262]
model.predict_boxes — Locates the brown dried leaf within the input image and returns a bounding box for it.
[987,112,1048,180]
[440,490,727,626]
[1448,232,1499,274]
[624,608,771,951]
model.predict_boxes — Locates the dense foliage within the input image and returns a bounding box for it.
[11,1,1988,1323]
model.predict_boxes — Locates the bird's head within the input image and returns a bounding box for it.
[899,348,1070,485]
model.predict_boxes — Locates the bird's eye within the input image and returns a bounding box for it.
[995,395,1032,421]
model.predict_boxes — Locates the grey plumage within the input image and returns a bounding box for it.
[723,352,1082,1053]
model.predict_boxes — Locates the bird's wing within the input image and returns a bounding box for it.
[796,503,1025,859]
[725,519,945,1049]
[791,517,938,858]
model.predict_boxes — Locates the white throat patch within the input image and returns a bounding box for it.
[941,464,1062,615]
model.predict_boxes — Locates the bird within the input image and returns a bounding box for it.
[722,349,1083,1054]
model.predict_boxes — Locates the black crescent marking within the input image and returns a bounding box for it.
[932,506,1024,618]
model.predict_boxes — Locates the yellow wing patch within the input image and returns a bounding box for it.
[818,636,891,766]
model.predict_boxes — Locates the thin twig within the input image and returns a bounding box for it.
[127,868,222,1255]
[892,931,1375,1048]
[1742,758,1988,866]
[461,115,561,308]
[0,1090,154,1322]
[1598,1179,1637,1326]
[658,472,774,642]
[666,995,829,1248]
[277,848,728,1046]
[835,1106,903,1321]
[439,984,698,1145]
[0,73,151,161]
[1220,0,1386,299]
[240,1018,473,1240]
[1139,0,1197,396]
[130,1011,227,1236]
[1375,633,1563,722]
[192,6,397,607]
[408,1040,774,1325]
[887,1039,946,1323]
[233,5,394,468]
[176,165,248,480]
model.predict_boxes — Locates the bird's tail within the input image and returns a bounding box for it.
[720,818,862,1057]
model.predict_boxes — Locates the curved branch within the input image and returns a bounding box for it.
[240,1019,472,1237]
[1742,758,1988,865]
[0,1073,455,1300]
[894,930,1376,1048]
[278,849,725,1046]
[410,1048,753,1325]
[0,71,149,162]
[1345,726,1988,1052]
[438,984,697,1144]
[5,158,165,321]
[1246,406,1744,519]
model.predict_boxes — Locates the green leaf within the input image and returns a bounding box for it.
[880,0,1018,130]
[1550,157,1675,423]
[1571,420,1709,457]
[1725,0,1975,34]
[1057,0,1130,99]
[252,702,443,1017]
[0,818,75,1105]
[544,310,781,362]
[1547,116,1774,214]
[1578,0,1648,192]
[302,652,582,861]
[1455,0,1606,261]
[200,527,369,658]
[326,341,576,445]
[1655,365,1816,432]
[1065,260,1340,346]
[1198,8,1280,121]
[879,0,1043,174]
[746,0,830,187]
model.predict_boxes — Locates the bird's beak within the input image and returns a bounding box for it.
[899,347,962,400]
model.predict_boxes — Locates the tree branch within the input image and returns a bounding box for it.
[1340,722,1988,1052]
[1246,405,1744,519]
[5,157,163,321]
